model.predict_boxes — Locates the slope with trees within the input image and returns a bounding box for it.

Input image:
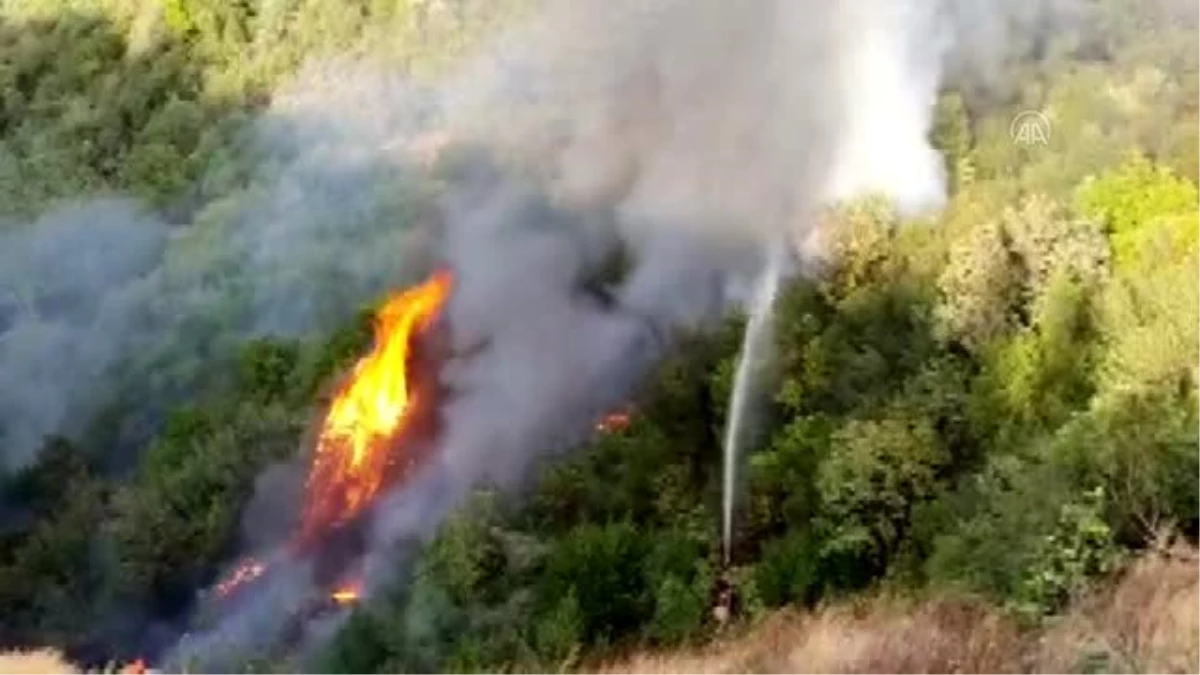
[0,1,1195,672]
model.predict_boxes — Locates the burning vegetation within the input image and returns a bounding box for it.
[213,558,266,598]
[211,271,454,607]
[595,409,633,434]
[297,269,454,549]
[330,581,362,607]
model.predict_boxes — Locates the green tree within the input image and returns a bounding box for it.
[935,221,1022,352]
[818,415,949,582]
[930,91,974,193]
[536,521,650,645]
[1074,154,1198,267]
[1014,487,1120,618]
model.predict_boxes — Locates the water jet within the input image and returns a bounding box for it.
[721,242,785,565]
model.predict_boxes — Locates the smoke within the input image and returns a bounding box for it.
[2,0,1111,469]
[154,1,958,665]
[0,201,167,469]
[436,0,950,239]
[4,0,1180,666]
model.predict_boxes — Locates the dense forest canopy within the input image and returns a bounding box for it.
[0,0,1196,672]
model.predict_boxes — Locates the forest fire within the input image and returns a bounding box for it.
[296,270,454,549]
[213,558,266,597]
[330,581,362,606]
[595,409,632,433]
[207,271,453,618]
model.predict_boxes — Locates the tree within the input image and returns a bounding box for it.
[535,521,650,644]
[1096,249,1198,396]
[999,194,1110,306]
[935,221,1022,352]
[818,415,949,580]
[930,91,974,193]
[1074,154,1198,267]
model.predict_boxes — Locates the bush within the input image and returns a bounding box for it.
[755,530,821,608]
[536,521,650,645]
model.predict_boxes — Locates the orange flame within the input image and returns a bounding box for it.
[214,558,267,597]
[595,410,632,433]
[121,658,147,674]
[297,270,453,547]
[330,581,361,606]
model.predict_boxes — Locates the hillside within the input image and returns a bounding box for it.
[0,1,1197,673]
[602,545,1198,674]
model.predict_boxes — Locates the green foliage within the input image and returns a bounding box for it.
[532,589,583,666]
[754,530,820,608]
[418,496,508,606]
[319,609,393,674]
[237,339,301,403]
[919,456,1064,600]
[1125,210,1198,272]
[0,9,244,213]
[1075,154,1199,265]
[930,91,974,193]
[935,221,1021,352]
[743,414,827,546]
[1055,389,1199,544]
[1,0,1196,670]
[1013,488,1121,618]
[0,439,107,645]
[1,436,94,515]
[108,399,304,612]
[538,521,650,645]
[1088,155,1195,233]
[818,415,948,578]
[982,271,1098,433]
[1095,237,1197,396]
[642,528,713,644]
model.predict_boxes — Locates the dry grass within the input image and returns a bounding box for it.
[787,596,1026,674]
[0,649,79,674]
[600,596,1024,674]
[1036,543,1199,673]
[3,550,1194,675]
[597,610,797,674]
[601,546,1199,674]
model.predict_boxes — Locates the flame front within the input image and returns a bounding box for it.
[330,580,361,606]
[595,409,632,434]
[214,558,266,597]
[297,270,453,548]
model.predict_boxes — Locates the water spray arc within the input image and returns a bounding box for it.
[721,242,785,565]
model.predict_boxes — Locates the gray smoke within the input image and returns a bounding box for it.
[2,0,1135,469]
[5,0,1186,666]
[0,201,167,469]
[157,1,956,665]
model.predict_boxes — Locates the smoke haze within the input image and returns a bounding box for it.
[5,0,1109,468]
[6,0,1186,666]
[0,201,167,468]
